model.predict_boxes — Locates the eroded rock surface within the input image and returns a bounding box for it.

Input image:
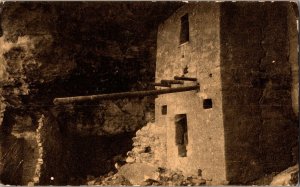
[0,2,182,185]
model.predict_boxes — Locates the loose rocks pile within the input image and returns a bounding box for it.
[125,122,166,166]
[87,167,206,186]
[86,172,131,186]
[86,122,207,186]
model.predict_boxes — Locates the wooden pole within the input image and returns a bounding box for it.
[53,85,199,105]
[174,76,197,81]
[151,83,171,87]
[161,80,184,85]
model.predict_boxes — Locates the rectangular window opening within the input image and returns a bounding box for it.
[180,14,189,44]
[203,99,213,109]
[162,105,167,115]
[175,114,188,157]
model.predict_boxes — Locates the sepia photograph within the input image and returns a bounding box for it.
[0,1,298,186]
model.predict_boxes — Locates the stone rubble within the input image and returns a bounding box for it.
[87,166,207,186]
[86,122,207,186]
[250,164,299,186]
[86,121,299,186]
[270,164,299,186]
[125,122,166,167]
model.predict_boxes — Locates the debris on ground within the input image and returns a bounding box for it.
[87,166,207,186]
[270,164,299,186]
[86,122,299,186]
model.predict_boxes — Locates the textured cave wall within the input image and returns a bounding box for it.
[0,1,182,127]
[0,2,182,185]
[0,135,24,185]
[53,99,150,184]
[0,2,76,106]
[36,1,182,99]
[10,114,39,185]
[0,1,157,141]
[0,109,40,185]
[55,98,153,136]
[220,2,299,184]
[0,3,75,184]
[0,1,181,132]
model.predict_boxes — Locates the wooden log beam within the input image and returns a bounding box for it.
[53,85,199,105]
[161,80,184,85]
[174,76,197,81]
[151,83,171,87]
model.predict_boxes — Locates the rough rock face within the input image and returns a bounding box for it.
[0,3,76,109]
[0,2,182,185]
[0,2,182,133]
[55,98,154,136]
[0,134,24,185]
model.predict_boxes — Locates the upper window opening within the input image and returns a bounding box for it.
[162,105,167,115]
[180,14,189,44]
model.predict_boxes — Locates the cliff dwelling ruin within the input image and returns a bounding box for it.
[0,1,299,186]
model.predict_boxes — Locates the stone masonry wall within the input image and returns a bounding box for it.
[155,3,227,184]
[0,112,67,185]
[38,113,68,185]
[220,2,299,184]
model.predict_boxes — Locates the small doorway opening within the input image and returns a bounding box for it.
[175,114,188,157]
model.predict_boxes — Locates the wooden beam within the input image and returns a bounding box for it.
[151,83,171,87]
[174,76,197,81]
[161,80,184,85]
[53,85,199,105]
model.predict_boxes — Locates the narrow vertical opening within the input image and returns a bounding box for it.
[162,105,167,115]
[180,14,189,44]
[175,114,188,157]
